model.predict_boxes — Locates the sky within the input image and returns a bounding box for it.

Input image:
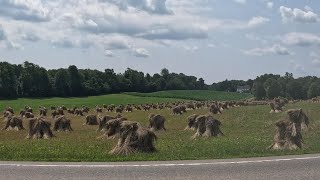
[0,0,319,84]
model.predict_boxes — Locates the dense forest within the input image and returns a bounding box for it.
[0,61,206,98]
[0,61,319,100]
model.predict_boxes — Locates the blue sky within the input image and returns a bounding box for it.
[0,0,319,84]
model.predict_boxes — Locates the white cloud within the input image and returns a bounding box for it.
[282,32,320,46]
[0,24,23,50]
[0,0,284,57]
[207,43,216,48]
[244,44,291,56]
[310,52,320,59]
[310,52,320,67]
[6,40,23,50]
[312,59,320,67]
[105,50,114,57]
[304,6,313,12]
[248,16,270,27]
[183,45,199,52]
[49,1,213,44]
[133,48,150,58]
[51,37,94,49]
[0,25,6,41]
[280,6,319,23]
[108,0,173,15]
[0,0,50,22]
[233,0,247,4]
[102,35,153,57]
[137,25,208,40]
[261,0,273,9]
[104,37,132,50]
[51,38,77,49]
[267,2,274,9]
[21,33,40,42]
[290,60,306,74]
[245,33,268,44]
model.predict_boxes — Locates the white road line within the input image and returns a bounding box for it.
[0,156,319,168]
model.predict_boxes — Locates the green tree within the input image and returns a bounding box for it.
[117,74,131,92]
[18,61,50,97]
[37,68,51,97]
[68,65,83,96]
[264,78,281,99]
[80,69,111,96]
[104,69,119,93]
[124,68,146,92]
[154,77,167,91]
[252,82,266,100]
[196,78,206,90]
[161,68,169,80]
[167,77,187,90]
[307,81,320,98]
[54,69,70,97]
[0,62,17,98]
[300,76,317,99]
[286,80,304,99]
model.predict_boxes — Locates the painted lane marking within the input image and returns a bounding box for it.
[0,156,319,168]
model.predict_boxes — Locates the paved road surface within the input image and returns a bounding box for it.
[0,154,319,180]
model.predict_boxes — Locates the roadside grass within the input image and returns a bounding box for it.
[0,100,319,162]
[125,90,253,101]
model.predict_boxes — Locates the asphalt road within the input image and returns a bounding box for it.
[0,154,319,180]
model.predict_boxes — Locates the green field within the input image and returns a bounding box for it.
[126,90,253,101]
[0,92,319,162]
[0,94,181,111]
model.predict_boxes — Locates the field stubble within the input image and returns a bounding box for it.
[0,100,319,162]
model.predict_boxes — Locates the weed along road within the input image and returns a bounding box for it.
[0,154,319,180]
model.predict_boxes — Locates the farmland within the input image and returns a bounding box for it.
[0,94,181,111]
[126,90,253,101]
[0,92,319,162]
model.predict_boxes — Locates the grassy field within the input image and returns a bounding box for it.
[126,90,253,101]
[0,94,181,111]
[0,98,319,162]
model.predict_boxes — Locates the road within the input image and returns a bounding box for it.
[0,154,319,180]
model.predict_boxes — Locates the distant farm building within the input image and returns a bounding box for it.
[237,85,251,93]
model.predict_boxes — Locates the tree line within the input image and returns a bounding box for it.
[210,72,320,100]
[0,61,207,98]
[0,61,319,100]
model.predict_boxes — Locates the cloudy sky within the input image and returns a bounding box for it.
[0,0,319,84]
